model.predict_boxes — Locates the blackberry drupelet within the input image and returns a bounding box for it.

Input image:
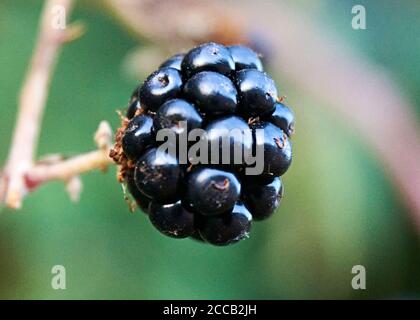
[149,200,195,238]
[181,42,235,78]
[139,67,183,111]
[185,167,241,216]
[154,98,203,136]
[184,71,238,115]
[122,114,154,160]
[242,176,283,220]
[159,53,185,71]
[197,201,252,246]
[134,148,181,203]
[228,45,263,71]
[235,69,278,116]
[251,121,292,178]
[270,102,295,137]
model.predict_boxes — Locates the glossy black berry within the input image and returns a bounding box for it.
[159,53,185,70]
[197,201,252,246]
[181,42,235,79]
[235,69,278,116]
[126,170,152,214]
[270,102,295,137]
[139,67,183,111]
[243,177,283,220]
[134,148,181,203]
[149,200,195,238]
[252,121,292,177]
[184,71,237,115]
[122,115,154,160]
[205,115,253,166]
[117,42,295,246]
[228,45,263,71]
[154,99,203,137]
[185,168,241,216]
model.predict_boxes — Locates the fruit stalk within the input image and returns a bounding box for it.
[26,121,114,189]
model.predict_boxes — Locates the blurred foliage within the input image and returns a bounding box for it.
[0,0,419,299]
[320,0,420,119]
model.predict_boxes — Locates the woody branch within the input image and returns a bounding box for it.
[0,0,114,208]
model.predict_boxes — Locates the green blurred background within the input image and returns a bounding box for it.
[0,0,419,299]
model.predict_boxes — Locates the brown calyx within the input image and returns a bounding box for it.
[109,111,135,182]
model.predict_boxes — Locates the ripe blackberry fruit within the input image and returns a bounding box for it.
[111,42,295,246]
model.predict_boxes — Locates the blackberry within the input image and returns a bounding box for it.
[113,42,295,246]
